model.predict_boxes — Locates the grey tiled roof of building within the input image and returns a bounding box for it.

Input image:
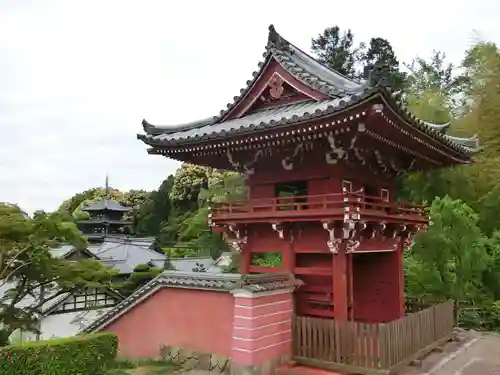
[82,199,132,212]
[169,256,227,273]
[51,237,165,275]
[87,236,166,274]
[137,25,480,156]
[83,271,300,333]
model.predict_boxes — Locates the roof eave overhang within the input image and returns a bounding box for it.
[378,90,475,162]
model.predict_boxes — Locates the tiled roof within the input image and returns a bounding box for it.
[137,25,479,157]
[83,271,300,333]
[77,219,132,225]
[82,199,132,212]
[139,88,479,155]
[169,256,222,273]
[87,236,166,275]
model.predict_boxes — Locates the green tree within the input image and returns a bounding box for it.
[311,26,360,78]
[0,204,116,344]
[360,37,407,90]
[406,197,489,313]
[133,176,174,237]
[405,50,468,115]
[117,264,162,296]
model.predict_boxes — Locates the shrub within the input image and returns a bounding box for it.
[0,332,117,375]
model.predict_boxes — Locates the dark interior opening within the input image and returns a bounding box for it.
[275,180,308,210]
[364,185,378,209]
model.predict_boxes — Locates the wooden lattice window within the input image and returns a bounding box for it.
[56,288,116,313]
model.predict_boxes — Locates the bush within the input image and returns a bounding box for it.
[0,332,117,375]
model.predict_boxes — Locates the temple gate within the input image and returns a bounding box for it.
[137,25,478,374]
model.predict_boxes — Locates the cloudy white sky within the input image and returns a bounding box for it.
[0,0,499,213]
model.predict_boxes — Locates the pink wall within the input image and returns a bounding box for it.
[103,288,234,359]
[232,292,293,366]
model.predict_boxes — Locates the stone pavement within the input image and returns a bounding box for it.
[399,330,500,375]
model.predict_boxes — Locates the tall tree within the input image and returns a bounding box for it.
[133,176,174,237]
[311,26,360,78]
[459,41,500,153]
[360,37,406,90]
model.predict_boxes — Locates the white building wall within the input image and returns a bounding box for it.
[39,308,112,340]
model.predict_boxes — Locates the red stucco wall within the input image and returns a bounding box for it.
[102,288,234,359]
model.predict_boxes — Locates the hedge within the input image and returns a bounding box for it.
[0,332,117,375]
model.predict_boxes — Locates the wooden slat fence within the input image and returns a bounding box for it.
[293,300,454,374]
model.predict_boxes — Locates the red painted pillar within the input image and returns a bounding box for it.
[240,249,250,274]
[282,243,295,273]
[333,243,348,320]
[347,252,354,320]
[395,240,405,318]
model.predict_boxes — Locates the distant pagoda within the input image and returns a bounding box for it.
[77,176,132,241]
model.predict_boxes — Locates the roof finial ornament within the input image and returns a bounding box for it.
[105,173,109,198]
[365,63,390,88]
[267,24,287,50]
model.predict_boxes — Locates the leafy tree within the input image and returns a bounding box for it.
[169,164,211,203]
[459,41,500,153]
[133,176,174,237]
[311,26,406,89]
[0,204,116,344]
[117,264,162,296]
[360,37,407,90]
[120,189,151,223]
[406,197,489,315]
[406,51,468,102]
[311,26,360,78]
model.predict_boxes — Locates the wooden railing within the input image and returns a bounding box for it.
[293,300,454,374]
[211,192,426,219]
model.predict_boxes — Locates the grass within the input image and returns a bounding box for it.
[106,359,178,375]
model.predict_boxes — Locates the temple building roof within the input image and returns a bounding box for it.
[138,25,480,162]
[81,198,132,212]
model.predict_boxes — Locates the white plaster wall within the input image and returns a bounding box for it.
[39,308,112,340]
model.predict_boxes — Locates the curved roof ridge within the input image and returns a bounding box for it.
[420,120,451,133]
[142,24,368,136]
[81,198,132,212]
[444,133,480,150]
[142,117,216,136]
[267,24,366,94]
[380,88,478,155]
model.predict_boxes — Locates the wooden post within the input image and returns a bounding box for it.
[240,249,250,274]
[333,243,348,320]
[283,242,295,272]
[347,252,354,320]
[395,239,405,318]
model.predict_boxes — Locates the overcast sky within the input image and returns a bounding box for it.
[1,0,499,213]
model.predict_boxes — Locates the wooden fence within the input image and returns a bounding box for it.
[293,300,455,375]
